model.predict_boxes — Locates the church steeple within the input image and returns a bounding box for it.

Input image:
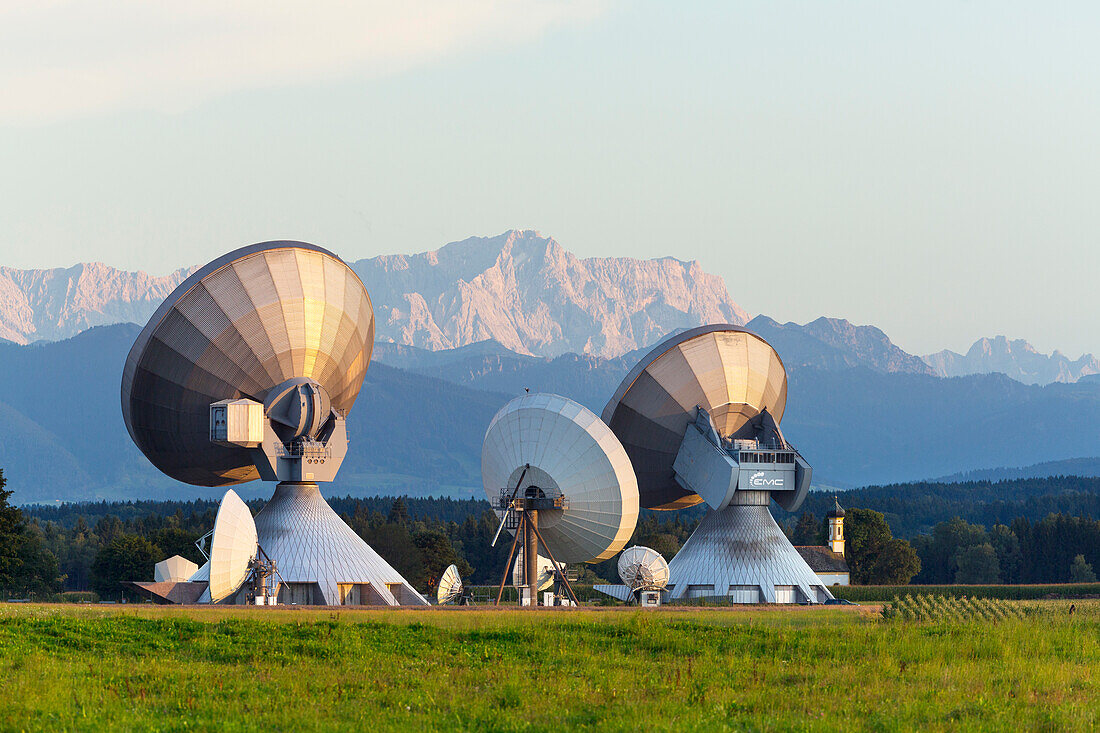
[827,497,845,556]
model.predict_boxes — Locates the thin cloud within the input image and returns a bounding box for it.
[0,1,605,122]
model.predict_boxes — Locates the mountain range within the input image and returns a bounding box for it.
[0,229,1091,385]
[0,229,1097,504]
[923,336,1100,385]
[355,230,747,357]
[0,262,194,345]
[0,230,744,359]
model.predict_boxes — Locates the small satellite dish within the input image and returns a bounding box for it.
[512,551,555,592]
[436,564,464,605]
[154,555,199,583]
[208,489,258,603]
[617,546,670,592]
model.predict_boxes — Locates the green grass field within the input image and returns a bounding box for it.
[1,601,1097,731]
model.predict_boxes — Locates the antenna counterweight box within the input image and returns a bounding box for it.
[210,399,265,447]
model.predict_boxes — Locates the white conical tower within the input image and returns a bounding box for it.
[254,482,426,605]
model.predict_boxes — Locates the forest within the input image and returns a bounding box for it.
[3,472,1099,599]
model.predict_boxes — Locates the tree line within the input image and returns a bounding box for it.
[4,467,1098,598]
[785,475,1100,537]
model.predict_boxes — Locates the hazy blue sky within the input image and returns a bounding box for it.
[0,1,1097,358]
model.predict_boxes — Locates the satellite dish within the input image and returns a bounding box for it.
[207,489,258,603]
[602,325,828,604]
[511,551,555,591]
[121,241,373,487]
[436,564,464,605]
[617,546,670,592]
[121,241,426,606]
[482,393,639,564]
[602,325,790,511]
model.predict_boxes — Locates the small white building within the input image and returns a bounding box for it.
[153,555,199,583]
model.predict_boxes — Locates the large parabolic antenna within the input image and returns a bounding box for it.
[122,241,426,607]
[602,325,831,604]
[122,241,372,487]
[482,393,639,604]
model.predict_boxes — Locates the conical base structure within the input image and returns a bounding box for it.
[253,482,428,606]
[667,493,832,604]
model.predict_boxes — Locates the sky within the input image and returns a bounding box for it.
[0,1,1097,358]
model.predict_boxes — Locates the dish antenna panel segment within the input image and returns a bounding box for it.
[122,241,426,606]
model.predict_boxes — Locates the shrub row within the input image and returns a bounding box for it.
[833,583,1100,602]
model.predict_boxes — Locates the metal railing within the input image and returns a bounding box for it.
[274,440,331,459]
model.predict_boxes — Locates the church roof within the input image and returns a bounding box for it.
[794,546,849,574]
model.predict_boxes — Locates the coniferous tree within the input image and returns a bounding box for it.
[791,512,820,546]
[989,524,1022,583]
[387,497,410,526]
[0,469,62,595]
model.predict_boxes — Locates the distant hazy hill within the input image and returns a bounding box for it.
[924,335,1100,385]
[374,340,630,414]
[746,315,935,375]
[782,368,1100,488]
[929,458,1100,483]
[0,324,510,504]
[378,337,1100,489]
[4,323,1100,505]
[786,475,1100,538]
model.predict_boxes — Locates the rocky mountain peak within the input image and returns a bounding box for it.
[0,261,194,344]
[924,336,1100,385]
[0,230,746,358]
[353,229,747,358]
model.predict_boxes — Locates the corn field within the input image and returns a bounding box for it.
[881,593,1028,622]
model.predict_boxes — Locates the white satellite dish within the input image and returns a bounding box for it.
[208,489,259,603]
[483,393,639,563]
[511,551,555,592]
[617,546,670,592]
[482,393,640,606]
[437,564,464,605]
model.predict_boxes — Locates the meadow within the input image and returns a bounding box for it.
[0,601,1097,732]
